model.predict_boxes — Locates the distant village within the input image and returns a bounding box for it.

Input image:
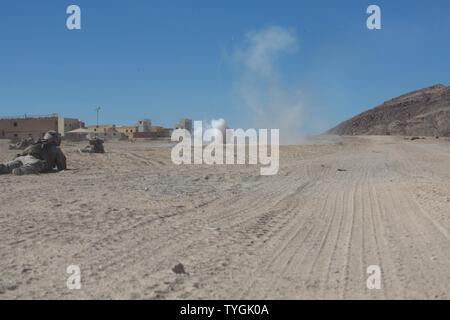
[0,114,193,142]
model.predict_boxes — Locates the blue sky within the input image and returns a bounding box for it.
[1,0,449,134]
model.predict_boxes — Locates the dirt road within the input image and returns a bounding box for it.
[1,136,450,299]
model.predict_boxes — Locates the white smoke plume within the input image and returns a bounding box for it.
[193,118,228,143]
[211,118,227,140]
[232,26,305,144]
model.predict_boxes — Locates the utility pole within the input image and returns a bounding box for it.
[95,107,101,137]
[95,107,101,127]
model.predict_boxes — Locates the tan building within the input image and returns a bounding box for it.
[0,114,83,141]
[116,125,138,139]
[87,124,123,139]
[88,124,116,133]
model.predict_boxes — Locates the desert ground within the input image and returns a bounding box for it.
[1,135,450,299]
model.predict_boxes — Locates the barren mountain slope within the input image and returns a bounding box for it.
[328,84,450,136]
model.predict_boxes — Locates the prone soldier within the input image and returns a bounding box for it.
[79,137,105,154]
[0,131,67,176]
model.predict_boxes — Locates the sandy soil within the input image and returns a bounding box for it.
[1,136,450,299]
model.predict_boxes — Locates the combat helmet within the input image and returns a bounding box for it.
[43,130,62,146]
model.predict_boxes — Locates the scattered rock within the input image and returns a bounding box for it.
[0,279,18,294]
[172,263,187,275]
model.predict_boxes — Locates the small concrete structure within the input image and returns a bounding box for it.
[175,118,193,133]
[138,119,152,133]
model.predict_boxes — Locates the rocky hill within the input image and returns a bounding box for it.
[328,84,450,136]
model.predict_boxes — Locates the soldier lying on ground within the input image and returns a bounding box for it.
[9,137,34,150]
[79,137,105,154]
[0,131,67,176]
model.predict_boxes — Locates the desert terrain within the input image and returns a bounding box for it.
[1,136,450,299]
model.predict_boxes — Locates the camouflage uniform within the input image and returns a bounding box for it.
[80,138,105,154]
[9,137,34,150]
[0,131,66,176]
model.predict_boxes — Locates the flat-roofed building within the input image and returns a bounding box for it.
[59,116,82,135]
[88,124,116,133]
[116,125,138,139]
[150,126,173,138]
[0,114,83,141]
[87,124,131,140]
